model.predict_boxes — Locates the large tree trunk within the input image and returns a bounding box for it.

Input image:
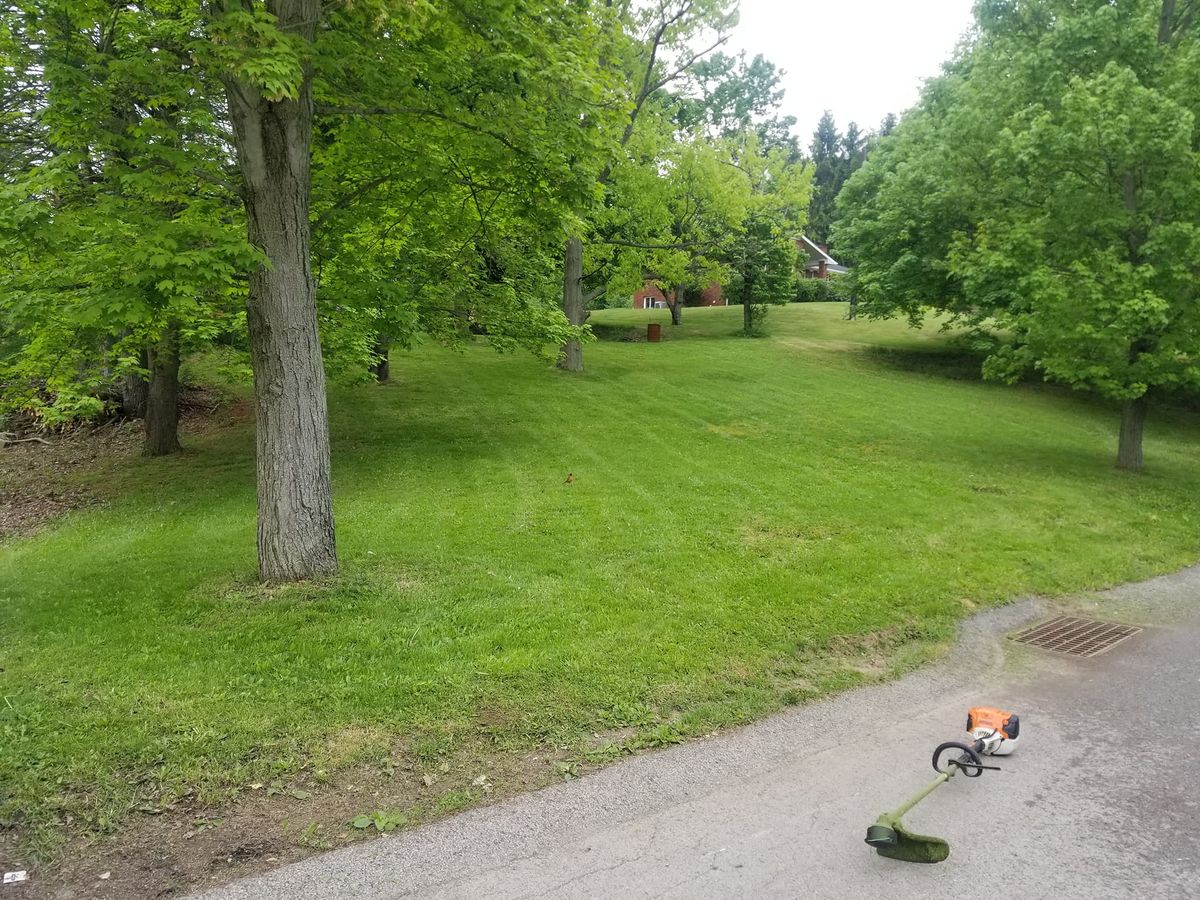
[668,294,682,326]
[371,337,390,383]
[1116,394,1149,471]
[224,0,338,582]
[558,235,586,372]
[144,322,181,456]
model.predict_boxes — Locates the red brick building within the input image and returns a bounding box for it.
[631,281,725,310]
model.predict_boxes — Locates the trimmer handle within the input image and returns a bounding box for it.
[932,741,987,777]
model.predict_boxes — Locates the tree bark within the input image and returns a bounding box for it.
[1159,0,1177,44]
[144,322,181,456]
[558,235,586,372]
[848,294,858,321]
[668,293,682,326]
[741,275,755,335]
[1116,394,1149,471]
[224,0,338,582]
[371,338,390,383]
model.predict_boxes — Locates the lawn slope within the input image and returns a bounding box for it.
[3,303,1199,866]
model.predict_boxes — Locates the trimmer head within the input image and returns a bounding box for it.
[865,813,950,863]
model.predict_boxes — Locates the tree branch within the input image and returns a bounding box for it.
[594,237,715,249]
[315,104,523,155]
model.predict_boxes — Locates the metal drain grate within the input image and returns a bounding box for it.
[1011,616,1141,658]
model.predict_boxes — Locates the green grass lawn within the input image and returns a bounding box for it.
[3,302,1199,854]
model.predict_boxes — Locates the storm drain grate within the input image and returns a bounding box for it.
[1011,616,1141,658]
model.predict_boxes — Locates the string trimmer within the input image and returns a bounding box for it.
[864,707,1020,863]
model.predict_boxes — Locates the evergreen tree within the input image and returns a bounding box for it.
[806,112,873,247]
[806,110,842,245]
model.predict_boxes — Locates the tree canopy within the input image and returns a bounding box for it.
[836,0,1200,470]
[0,0,818,578]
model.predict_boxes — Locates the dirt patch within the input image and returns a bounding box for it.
[0,392,244,542]
[704,421,764,440]
[182,389,254,433]
[740,517,845,556]
[746,521,843,542]
[766,622,950,706]
[0,734,575,900]
[0,422,141,540]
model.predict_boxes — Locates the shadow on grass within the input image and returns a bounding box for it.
[861,344,988,382]
[589,323,647,342]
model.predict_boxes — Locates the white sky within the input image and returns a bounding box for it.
[726,0,976,140]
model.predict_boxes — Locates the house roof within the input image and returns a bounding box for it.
[797,235,843,267]
[806,261,849,275]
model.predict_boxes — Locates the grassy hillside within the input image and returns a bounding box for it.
[4,303,1199,858]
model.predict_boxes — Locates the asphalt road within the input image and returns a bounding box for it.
[201,566,1200,900]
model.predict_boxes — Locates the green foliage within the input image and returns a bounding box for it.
[717,136,811,333]
[588,16,808,322]
[1,0,806,408]
[0,0,618,417]
[835,0,1200,451]
[806,111,871,246]
[309,0,616,372]
[793,278,849,303]
[0,0,252,423]
[350,810,407,833]
[675,51,799,155]
[203,5,307,101]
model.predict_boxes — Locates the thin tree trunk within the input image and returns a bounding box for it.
[848,294,858,321]
[558,235,586,372]
[224,0,337,582]
[668,294,682,326]
[741,274,756,336]
[1116,394,1149,471]
[371,338,390,383]
[1159,0,1177,43]
[144,322,181,456]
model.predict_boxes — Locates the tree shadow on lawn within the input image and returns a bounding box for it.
[860,343,989,382]
[329,418,506,468]
[589,322,650,342]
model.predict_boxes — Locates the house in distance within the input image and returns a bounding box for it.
[632,235,847,309]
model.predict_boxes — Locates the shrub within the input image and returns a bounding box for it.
[793,277,849,302]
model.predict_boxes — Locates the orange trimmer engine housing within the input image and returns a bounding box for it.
[966,706,1020,756]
